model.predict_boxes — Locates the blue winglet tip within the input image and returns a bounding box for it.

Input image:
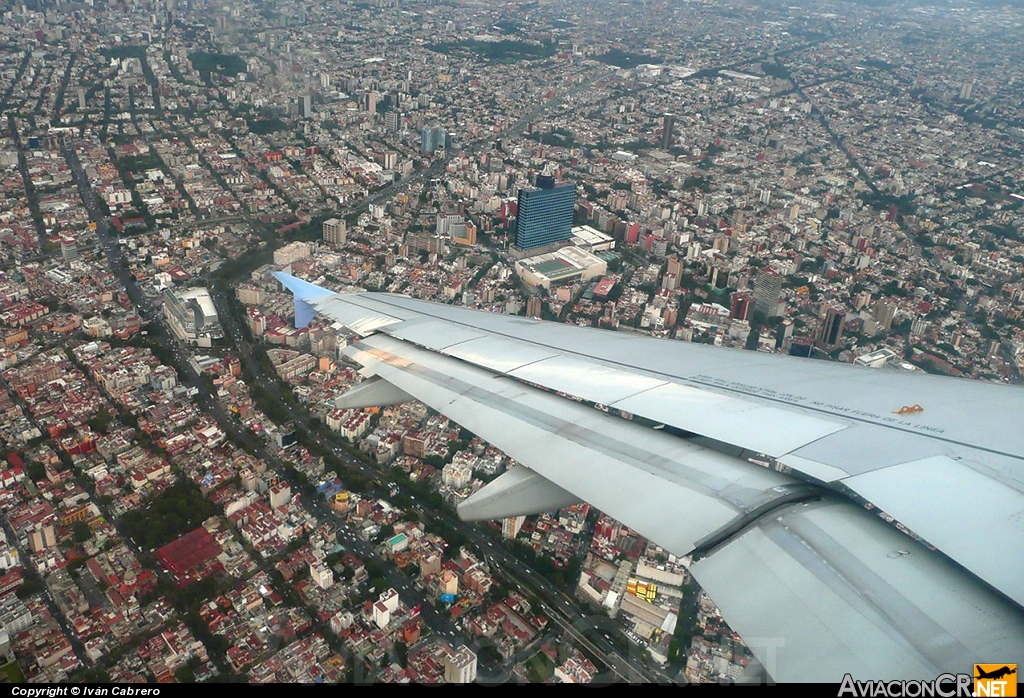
[272,272,335,329]
[272,271,335,301]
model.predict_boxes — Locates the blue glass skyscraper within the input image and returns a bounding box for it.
[514,175,575,251]
[421,126,446,155]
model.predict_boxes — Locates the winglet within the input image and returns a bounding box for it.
[272,272,337,328]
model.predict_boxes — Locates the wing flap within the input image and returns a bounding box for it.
[691,498,1024,682]
[507,354,669,404]
[841,455,1024,607]
[443,334,561,374]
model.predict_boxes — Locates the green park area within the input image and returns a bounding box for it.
[1,661,25,683]
[188,51,247,83]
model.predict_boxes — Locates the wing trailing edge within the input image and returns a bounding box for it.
[272,273,1024,681]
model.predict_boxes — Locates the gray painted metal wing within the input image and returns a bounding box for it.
[298,288,1024,609]
[272,275,1024,681]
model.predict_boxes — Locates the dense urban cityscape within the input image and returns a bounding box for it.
[0,0,1022,685]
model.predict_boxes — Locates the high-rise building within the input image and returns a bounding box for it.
[273,241,313,266]
[310,561,334,589]
[708,263,729,290]
[435,214,461,236]
[775,319,794,349]
[363,90,377,113]
[753,268,783,319]
[439,570,458,596]
[789,337,814,357]
[502,515,525,540]
[60,237,79,262]
[372,588,399,629]
[323,218,347,246]
[667,254,682,280]
[818,306,846,350]
[444,646,478,684]
[436,213,476,246]
[269,482,291,509]
[526,296,542,318]
[911,316,929,337]
[384,110,400,132]
[453,222,476,246]
[661,113,676,150]
[731,292,752,321]
[421,126,446,155]
[874,300,896,333]
[419,554,441,577]
[299,94,312,118]
[0,595,33,635]
[514,175,576,250]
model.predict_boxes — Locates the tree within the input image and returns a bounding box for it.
[77,668,111,683]
[73,520,92,543]
[423,455,446,469]
[16,575,43,599]
[88,407,114,434]
[667,638,682,665]
[26,461,46,482]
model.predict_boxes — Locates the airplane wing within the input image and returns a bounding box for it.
[274,272,1024,682]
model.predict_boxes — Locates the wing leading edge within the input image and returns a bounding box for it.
[273,273,1024,681]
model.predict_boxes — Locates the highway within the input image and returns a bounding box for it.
[57,68,665,682]
[64,143,477,677]
[208,285,664,683]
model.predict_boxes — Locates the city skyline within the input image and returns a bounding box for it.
[0,0,1022,686]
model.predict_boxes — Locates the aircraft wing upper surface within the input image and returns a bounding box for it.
[274,273,1024,681]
